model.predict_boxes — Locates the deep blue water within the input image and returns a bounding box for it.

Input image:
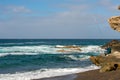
[0,39,112,46]
[0,39,115,74]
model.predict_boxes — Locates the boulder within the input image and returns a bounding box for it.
[90,55,120,72]
[100,62,120,72]
[90,56,106,66]
[108,16,120,32]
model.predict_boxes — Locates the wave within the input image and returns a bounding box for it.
[0,45,57,54]
[80,45,105,53]
[0,65,100,80]
[0,54,90,65]
[0,45,102,80]
[56,45,105,54]
[0,45,105,57]
[0,53,91,74]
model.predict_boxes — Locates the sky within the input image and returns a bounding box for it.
[0,0,120,39]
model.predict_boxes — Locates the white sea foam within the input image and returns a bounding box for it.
[80,45,105,53]
[0,65,100,80]
[66,55,90,60]
[0,45,57,54]
[55,45,65,48]
[0,45,105,57]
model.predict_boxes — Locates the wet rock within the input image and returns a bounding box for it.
[57,49,70,53]
[56,45,81,52]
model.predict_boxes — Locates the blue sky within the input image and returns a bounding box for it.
[0,0,120,39]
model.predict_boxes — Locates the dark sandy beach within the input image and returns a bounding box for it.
[76,69,120,80]
[33,69,120,80]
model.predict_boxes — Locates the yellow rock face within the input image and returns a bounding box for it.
[108,16,120,32]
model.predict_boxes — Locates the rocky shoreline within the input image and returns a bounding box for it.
[90,40,120,72]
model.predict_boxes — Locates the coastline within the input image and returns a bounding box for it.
[33,40,120,80]
[33,69,120,80]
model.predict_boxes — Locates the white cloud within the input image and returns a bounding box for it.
[7,6,31,13]
[0,5,31,14]
[0,11,119,39]
[0,1,120,38]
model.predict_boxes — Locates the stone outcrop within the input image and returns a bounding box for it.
[55,45,81,53]
[101,40,120,52]
[90,55,120,72]
[108,16,120,32]
[90,40,120,72]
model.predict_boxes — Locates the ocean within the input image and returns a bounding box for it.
[0,39,114,80]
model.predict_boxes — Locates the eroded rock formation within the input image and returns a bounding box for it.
[108,16,120,32]
[90,55,120,72]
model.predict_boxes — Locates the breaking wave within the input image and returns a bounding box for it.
[0,65,100,80]
[0,45,105,57]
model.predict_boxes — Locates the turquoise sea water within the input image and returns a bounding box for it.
[0,39,115,80]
